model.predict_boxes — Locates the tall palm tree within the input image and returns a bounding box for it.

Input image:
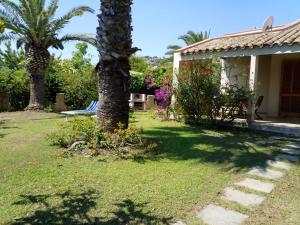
[165,30,210,58]
[0,0,95,110]
[96,0,136,132]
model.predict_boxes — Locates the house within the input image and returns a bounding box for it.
[173,18,300,136]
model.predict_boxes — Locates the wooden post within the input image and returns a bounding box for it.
[247,55,259,125]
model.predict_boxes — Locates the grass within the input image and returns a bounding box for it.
[0,111,299,225]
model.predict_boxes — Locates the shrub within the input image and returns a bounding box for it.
[48,117,150,157]
[45,44,98,109]
[129,71,148,94]
[0,68,29,111]
[175,59,251,126]
[146,75,172,118]
[129,55,151,73]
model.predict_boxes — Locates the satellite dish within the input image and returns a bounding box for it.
[262,16,274,31]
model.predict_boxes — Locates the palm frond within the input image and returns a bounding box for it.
[179,30,210,45]
[49,6,94,34]
[46,0,58,19]
[58,34,96,46]
[0,0,94,51]
[0,33,16,43]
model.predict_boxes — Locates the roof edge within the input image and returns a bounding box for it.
[177,18,300,54]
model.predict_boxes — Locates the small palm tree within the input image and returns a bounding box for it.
[0,0,95,110]
[166,30,210,58]
[96,0,136,132]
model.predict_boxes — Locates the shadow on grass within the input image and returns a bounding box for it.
[11,190,170,225]
[140,126,283,172]
[30,115,66,121]
[0,120,9,138]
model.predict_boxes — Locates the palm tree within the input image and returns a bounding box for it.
[96,0,136,132]
[165,30,210,57]
[0,0,95,110]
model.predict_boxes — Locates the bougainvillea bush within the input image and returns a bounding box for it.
[175,59,251,126]
[146,75,172,117]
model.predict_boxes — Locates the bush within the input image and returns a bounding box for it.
[48,117,149,157]
[0,42,97,111]
[175,59,251,126]
[129,56,173,95]
[45,44,98,110]
[129,71,148,94]
[0,68,29,111]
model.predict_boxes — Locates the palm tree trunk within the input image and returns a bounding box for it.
[96,0,133,132]
[25,46,50,111]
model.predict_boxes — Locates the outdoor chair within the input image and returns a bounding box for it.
[61,101,98,116]
[241,96,264,120]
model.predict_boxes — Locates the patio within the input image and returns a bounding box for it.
[234,117,300,138]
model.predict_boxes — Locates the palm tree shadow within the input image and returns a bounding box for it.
[140,126,283,172]
[11,190,170,225]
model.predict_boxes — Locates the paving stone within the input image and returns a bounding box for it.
[196,204,248,225]
[267,160,291,170]
[277,154,299,162]
[248,166,285,180]
[171,221,186,225]
[281,148,300,156]
[235,178,275,193]
[221,187,265,207]
[286,144,300,149]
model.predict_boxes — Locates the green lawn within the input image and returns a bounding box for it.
[0,112,299,225]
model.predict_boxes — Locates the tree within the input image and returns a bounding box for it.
[96,0,136,132]
[0,41,25,70]
[0,0,95,110]
[129,55,150,73]
[165,30,210,58]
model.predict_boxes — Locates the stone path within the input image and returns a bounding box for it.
[221,187,265,207]
[196,204,248,225]
[277,153,299,162]
[281,148,300,155]
[267,160,290,170]
[235,178,275,193]
[247,166,285,180]
[172,142,299,225]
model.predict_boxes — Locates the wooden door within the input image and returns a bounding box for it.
[280,60,300,116]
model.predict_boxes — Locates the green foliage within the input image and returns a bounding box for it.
[0,42,24,70]
[129,55,173,94]
[48,117,145,156]
[0,43,29,110]
[0,42,97,111]
[48,117,98,148]
[129,55,151,73]
[45,43,98,109]
[178,30,210,45]
[176,60,251,126]
[0,68,29,110]
[165,30,210,58]
[0,20,5,33]
[151,63,173,88]
[0,0,95,49]
[129,71,148,94]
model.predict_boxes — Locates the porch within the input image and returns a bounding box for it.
[221,52,300,120]
[234,117,300,138]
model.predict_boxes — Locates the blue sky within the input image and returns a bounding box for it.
[52,0,300,61]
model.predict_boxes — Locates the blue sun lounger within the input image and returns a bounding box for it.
[61,101,98,116]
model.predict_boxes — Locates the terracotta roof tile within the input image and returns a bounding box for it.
[179,19,300,55]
